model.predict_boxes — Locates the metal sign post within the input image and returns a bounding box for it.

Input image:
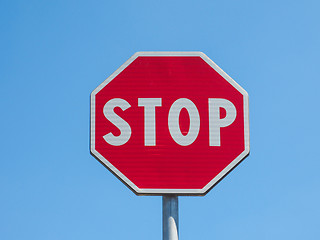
[163,195,179,240]
[90,52,250,239]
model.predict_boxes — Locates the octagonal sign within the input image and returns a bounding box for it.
[90,52,249,195]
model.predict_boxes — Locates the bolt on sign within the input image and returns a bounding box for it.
[90,52,250,195]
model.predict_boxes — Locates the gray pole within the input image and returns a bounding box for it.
[162,195,179,240]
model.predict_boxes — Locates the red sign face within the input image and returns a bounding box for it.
[90,52,249,195]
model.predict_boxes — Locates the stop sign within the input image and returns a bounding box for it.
[90,52,249,195]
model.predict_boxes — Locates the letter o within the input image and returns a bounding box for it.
[168,98,200,146]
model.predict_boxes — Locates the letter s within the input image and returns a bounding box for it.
[103,98,131,146]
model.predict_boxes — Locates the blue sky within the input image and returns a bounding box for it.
[1,0,320,239]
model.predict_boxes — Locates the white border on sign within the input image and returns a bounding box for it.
[90,52,250,195]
